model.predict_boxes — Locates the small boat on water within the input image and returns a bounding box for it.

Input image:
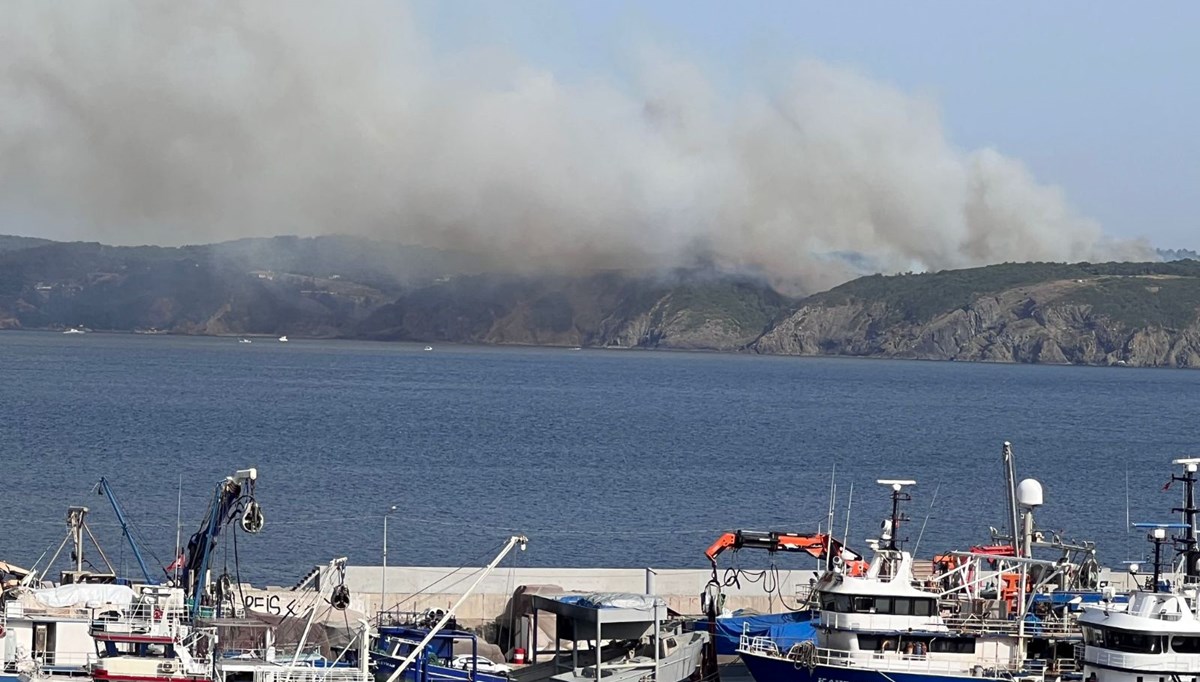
[278,336,288,343]
[423,346,433,351]
[62,328,85,335]
[238,338,252,344]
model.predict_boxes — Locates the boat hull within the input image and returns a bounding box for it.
[738,654,1009,682]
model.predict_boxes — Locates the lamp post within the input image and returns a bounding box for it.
[382,505,398,621]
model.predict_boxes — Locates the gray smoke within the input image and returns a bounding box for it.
[0,2,1150,292]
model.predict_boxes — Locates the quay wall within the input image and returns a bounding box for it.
[298,566,821,624]
[246,564,1139,628]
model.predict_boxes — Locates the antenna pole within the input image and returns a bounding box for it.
[913,482,941,556]
[826,466,837,571]
[842,482,854,558]
[1172,460,1200,580]
[1002,442,1021,558]
[175,475,183,584]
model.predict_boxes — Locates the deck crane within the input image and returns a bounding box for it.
[705,530,866,575]
[179,468,264,618]
[96,477,159,585]
[701,530,869,677]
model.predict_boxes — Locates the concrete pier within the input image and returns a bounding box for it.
[317,565,822,625]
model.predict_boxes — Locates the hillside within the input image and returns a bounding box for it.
[5,235,1200,366]
[755,261,1200,367]
[0,235,787,349]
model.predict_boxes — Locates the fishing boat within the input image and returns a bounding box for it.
[1,471,263,682]
[62,328,85,335]
[238,338,252,344]
[278,336,288,343]
[2,480,176,682]
[737,464,1095,682]
[1078,458,1200,682]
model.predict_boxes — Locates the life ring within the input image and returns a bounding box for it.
[154,607,164,620]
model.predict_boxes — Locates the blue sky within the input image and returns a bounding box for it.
[412,1,1200,249]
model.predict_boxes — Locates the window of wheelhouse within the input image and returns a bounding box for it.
[1172,636,1200,654]
[820,595,935,615]
[1093,626,1164,654]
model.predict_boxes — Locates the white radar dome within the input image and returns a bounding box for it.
[1016,479,1044,507]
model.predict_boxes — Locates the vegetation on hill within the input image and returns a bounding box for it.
[809,260,1200,327]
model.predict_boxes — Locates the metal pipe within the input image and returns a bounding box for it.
[381,506,397,619]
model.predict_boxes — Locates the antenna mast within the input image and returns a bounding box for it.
[1172,458,1200,580]
[1002,442,1021,557]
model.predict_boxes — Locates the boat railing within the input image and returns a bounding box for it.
[28,651,99,669]
[940,612,1079,638]
[1084,646,1200,674]
[738,633,1038,676]
[90,604,190,636]
[254,667,368,682]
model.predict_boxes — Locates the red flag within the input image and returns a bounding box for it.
[166,552,185,571]
[1164,480,1173,491]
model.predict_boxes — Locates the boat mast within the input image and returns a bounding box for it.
[383,535,529,682]
[1002,442,1022,557]
[877,480,914,551]
[1172,458,1200,580]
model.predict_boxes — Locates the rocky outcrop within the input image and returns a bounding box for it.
[755,277,1200,367]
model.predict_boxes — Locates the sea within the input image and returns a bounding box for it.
[2,330,1197,586]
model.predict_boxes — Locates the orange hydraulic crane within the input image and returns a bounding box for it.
[705,530,868,575]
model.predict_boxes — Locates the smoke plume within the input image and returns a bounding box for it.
[0,2,1150,292]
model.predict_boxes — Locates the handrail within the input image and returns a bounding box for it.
[738,633,1043,675]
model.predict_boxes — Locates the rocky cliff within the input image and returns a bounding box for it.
[755,262,1200,367]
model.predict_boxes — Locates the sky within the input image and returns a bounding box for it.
[412,1,1200,249]
[0,1,1196,289]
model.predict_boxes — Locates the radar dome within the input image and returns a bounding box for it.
[1016,479,1044,507]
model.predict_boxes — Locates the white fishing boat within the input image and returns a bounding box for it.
[238,338,252,344]
[61,328,85,335]
[278,336,288,343]
[423,346,433,352]
[1078,458,1200,682]
[738,445,1104,682]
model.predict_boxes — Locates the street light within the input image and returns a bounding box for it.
[382,505,399,621]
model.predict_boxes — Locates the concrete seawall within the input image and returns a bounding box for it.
[292,565,823,625]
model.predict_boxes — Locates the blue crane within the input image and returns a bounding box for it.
[96,477,158,585]
[179,468,264,618]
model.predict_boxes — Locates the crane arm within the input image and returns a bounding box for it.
[705,530,864,566]
[181,468,262,617]
[97,477,158,585]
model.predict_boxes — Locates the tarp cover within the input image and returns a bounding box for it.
[32,584,136,608]
[562,593,666,610]
[709,611,815,655]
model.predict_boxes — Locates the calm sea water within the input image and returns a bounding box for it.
[1,331,1197,585]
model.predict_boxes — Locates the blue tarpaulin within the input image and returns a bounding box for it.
[708,611,816,655]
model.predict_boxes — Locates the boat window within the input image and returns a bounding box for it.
[875,597,893,614]
[854,597,875,613]
[1173,637,1200,654]
[913,600,934,617]
[894,598,912,616]
[835,595,852,613]
[1082,627,1105,647]
[929,638,976,654]
[859,635,883,650]
[1104,628,1163,654]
